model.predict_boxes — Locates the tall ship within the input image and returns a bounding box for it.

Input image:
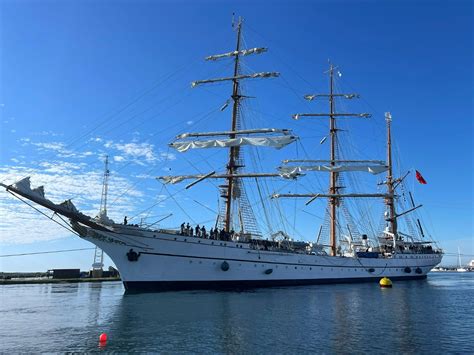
[1,19,442,291]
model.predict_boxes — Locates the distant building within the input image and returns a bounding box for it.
[48,269,81,279]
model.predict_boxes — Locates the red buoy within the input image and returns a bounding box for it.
[99,333,107,342]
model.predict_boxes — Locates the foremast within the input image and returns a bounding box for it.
[225,19,243,232]
[158,17,297,235]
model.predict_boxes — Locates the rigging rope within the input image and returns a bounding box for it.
[0,248,96,258]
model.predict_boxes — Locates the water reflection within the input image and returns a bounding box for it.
[1,275,473,353]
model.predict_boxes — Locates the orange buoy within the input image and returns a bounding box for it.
[99,333,107,342]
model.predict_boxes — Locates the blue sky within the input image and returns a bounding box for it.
[0,0,472,271]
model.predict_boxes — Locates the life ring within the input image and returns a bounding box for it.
[221,261,229,271]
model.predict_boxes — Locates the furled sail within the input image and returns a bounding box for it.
[192,72,279,88]
[205,47,268,61]
[278,164,388,175]
[2,177,113,232]
[176,128,292,139]
[158,170,302,184]
[170,135,297,153]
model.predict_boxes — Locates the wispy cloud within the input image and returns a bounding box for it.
[0,164,144,244]
[0,134,179,245]
[107,142,156,161]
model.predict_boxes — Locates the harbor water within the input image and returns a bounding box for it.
[1,273,472,353]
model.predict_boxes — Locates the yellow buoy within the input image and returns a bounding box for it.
[379,277,392,288]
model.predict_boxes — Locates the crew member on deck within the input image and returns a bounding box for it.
[124,216,128,225]
[195,225,201,237]
[180,222,185,235]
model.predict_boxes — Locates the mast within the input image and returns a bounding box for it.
[283,63,372,256]
[329,64,337,256]
[225,18,243,232]
[385,112,398,245]
[161,17,288,237]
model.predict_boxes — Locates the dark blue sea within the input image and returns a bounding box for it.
[1,273,472,353]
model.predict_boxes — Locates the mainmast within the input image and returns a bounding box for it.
[276,63,383,256]
[328,65,337,256]
[384,112,398,243]
[225,19,243,232]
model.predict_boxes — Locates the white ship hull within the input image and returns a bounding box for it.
[75,223,443,292]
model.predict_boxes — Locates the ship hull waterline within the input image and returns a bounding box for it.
[74,223,442,292]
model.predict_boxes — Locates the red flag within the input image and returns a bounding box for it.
[415,170,427,184]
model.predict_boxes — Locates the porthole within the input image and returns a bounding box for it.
[254,264,257,267]
[295,266,297,269]
[310,267,312,270]
[184,239,187,242]
[174,237,177,241]
[198,240,201,243]
[211,242,214,245]
[153,234,156,237]
[189,260,193,263]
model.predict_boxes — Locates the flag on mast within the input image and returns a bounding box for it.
[415,170,427,184]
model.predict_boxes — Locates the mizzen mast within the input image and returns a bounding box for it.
[384,112,398,244]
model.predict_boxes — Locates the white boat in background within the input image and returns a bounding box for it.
[1,18,443,292]
[457,247,467,272]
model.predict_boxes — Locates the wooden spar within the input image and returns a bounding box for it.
[329,64,337,257]
[225,18,243,232]
[293,113,371,119]
[177,128,291,139]
[274,193,391,198]
[282,159,386,164]
[185,171,216,189]
[385,112,398,244]
[394,204,423,219]
[161,172,287,183]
